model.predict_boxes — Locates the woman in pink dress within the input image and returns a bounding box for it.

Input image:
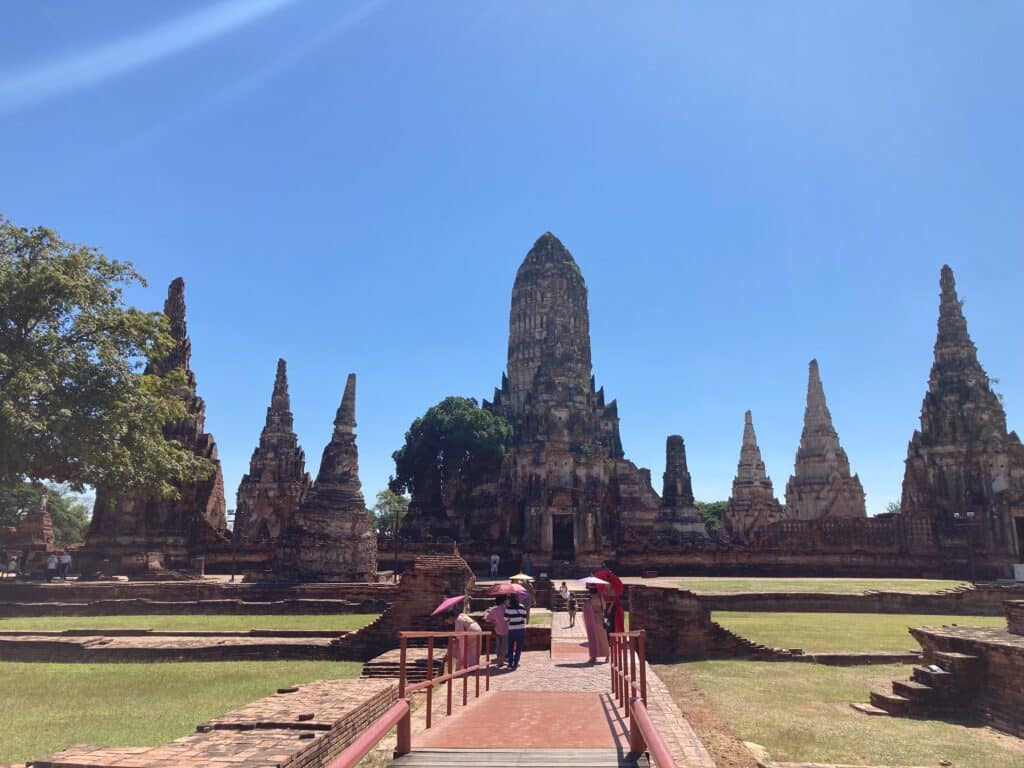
[581,585,609,663]
[451,608,482,670]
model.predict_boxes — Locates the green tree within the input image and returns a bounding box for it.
[371,489,409,537]
[885,501,901,516]
[0,215,213,497]
[0,480,91,543]
[389,396,512,517]
[694,500,727,532]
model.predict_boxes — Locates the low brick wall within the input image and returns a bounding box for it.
[1008,600,1024,636]
[33,678,398,767]
[0,597,384,617]
[697,585,1024,616]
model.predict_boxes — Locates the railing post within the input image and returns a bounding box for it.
[610,635,618,699]
[446,637,454,716]
[426,636,434,730]
[396,698,412,756]
[398,635,407,699]
[628,634,637,715]
[485,632,491,691]
[638,631,647,705]
[475,633,481,699]
[628,698,645,756]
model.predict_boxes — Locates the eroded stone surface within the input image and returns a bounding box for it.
[655,435,707,540]
[785,359,866,520]
[901,265,1024,557]
[81,278,228,575]
[723,411,784,542]
[276,374,377,581]
[235,358,311,545]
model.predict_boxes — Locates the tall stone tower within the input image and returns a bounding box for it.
[277,374,377,580]
[785,359,866,519]
[83,278,228,574]
[723,411,784,541]
[654,436,707,539]
[482,233,660,565]
[901,266,1024,558]
[235,359,312,544]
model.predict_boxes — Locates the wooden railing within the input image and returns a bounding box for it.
[608,629,677,768]
[327,630,493,768]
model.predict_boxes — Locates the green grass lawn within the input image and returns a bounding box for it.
[677,577,970,593]
[0,613,378,632]
[659,660,1024,768]
[0,660,363,764]
[529,611,552,626]
[712,611,1006,652]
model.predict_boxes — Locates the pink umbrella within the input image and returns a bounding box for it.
[431,595,468,616]
[489,582,529,595]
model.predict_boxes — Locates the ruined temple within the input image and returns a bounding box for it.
[276,374,377,580]
[6,493,56,552]
[723,411,784,542]
[234,359,311,544]
[784,359,866,519]
[400,233,661,570]
[901,266,1024,558]
[654,436,708,540]
[82,278,229,574]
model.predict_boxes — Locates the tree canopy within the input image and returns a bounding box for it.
[389,396,512,517]
[694,500,727,532]
[0,215,213,497]
[371,488,409,537]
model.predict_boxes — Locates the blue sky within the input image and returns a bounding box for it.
[2,1,1021,516]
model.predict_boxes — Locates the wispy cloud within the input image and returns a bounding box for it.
[0,0,301,114]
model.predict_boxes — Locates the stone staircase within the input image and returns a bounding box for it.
[361,646,448,682]
[389,748,647,767]
[869,650,981,716]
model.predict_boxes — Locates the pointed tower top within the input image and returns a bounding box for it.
[662,434,694,509]
[522,231,577,269]
[165,277,187,342]
[805,358,832,427]
[334,373,356,433]
[273,358,289,399]
[936,264,973,348]
[742,410,757,447]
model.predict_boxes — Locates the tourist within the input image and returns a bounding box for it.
[505,594,528,670]
[489,553,499,578]
[0,549,8,581]
[18,551,28,578]
[581,584,609,663]
[46,552,58,582]
[567,593,577,627]
[558,581,570,603]
[449,604,482,671]
[58,549,72,580]
[483,595,509,667]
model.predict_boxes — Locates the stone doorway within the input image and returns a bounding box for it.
[552,514,574,560]
[1015,516,1024,559]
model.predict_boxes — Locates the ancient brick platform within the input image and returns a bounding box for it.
[33,678,397,768]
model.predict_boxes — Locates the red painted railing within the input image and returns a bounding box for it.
[608,629,677,768]
[327,629,493,768]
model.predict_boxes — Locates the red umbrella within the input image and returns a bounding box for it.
[594,569,624,597]
[431,595,468,616]
[489,582,529,595]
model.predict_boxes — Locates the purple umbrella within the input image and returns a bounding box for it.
[431,594,468,616]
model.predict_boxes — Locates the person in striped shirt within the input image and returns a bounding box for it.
[504,594,528,669]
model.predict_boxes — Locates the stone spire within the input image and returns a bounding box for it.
[10,492,56,551]
[234,359,311,544]
[901,266,1023,555]
[277,373,377,580]
[723,411,784,541]
[497,232,595,421]
[785,360,866,519]
[661,436,695,509]
[83,277,228,574]
[655,435,707,539]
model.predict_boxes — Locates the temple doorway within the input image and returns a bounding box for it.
[552,514,574,560]
[1015,517,1024,559]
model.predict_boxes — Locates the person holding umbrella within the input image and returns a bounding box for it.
[579,575,611,663]
[504,593,528,670]
[431,595,481,670]
[595,569,625,635]
[483,594,509,667]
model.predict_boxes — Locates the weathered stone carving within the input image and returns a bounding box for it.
[400,233,661,569]
[654,436,708,539]
[82,278,228,574]
[901,266,1024,557]
[234,359,311,544]
[784,359,866,519]
[277,374,377,580]
[723,411,784,542]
